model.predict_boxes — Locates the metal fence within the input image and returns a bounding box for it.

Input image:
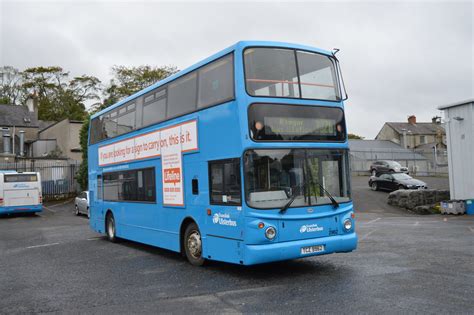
[0,158,81,200]
[350,148,449,177]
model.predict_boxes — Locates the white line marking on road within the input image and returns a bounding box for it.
[25,242,60,249]
[360,229,378,241]
[364,218,381,225]
[42,205,56,213]
[86,237,102,241]
[468,227,474,233]
[46,199,73,208]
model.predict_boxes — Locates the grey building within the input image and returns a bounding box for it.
[375,115,446,150]
[438,99,474,200]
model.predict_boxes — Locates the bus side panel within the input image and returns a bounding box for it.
[204,236,243,264]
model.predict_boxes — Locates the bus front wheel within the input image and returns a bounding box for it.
[184,223,205,266]
[105,212,118,243]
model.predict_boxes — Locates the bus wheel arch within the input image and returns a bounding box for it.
[180,217,205,266]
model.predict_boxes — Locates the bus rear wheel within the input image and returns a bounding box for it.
[106,212,118,243]
[184,223,205,266]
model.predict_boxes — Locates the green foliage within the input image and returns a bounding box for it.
[103,65,178,105]
[77,117,90,190]
[0,66,23,105]
[348,133,365,140]
[21,67,101,121]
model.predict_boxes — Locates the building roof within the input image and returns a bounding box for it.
[38,118,84,133]
[0,104,39,127]
[349,140,427,161]
[38,120,56,131]
[437,98,474,110]
[384,122,445,135]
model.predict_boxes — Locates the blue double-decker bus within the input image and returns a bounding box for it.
[88,41,357,265]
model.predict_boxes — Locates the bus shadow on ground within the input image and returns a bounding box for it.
[114,237,345,278]
[0,212,41,220]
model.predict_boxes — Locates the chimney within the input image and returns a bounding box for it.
[408,115,416,125]
[2,129,11,154]
[19,130,25,157]
[432,116,441,124]
[25,94,38,121]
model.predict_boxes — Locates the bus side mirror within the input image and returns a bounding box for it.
[192,179,199,195]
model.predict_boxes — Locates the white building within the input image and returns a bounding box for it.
[438,99,474,200]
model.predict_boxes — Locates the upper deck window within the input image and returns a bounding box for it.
[244,47,340,101]
[89,53,235,145]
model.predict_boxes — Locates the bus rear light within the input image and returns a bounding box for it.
[351,212,355,219]
[258,222,265,229]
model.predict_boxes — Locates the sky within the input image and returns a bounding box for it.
[1,0,473,138]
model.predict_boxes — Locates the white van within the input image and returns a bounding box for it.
[0,171,43,215]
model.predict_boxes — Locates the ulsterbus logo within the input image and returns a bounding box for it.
[212,213,237,227]
[300,224,324,233]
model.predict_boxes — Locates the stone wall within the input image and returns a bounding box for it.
[387,189,450,214]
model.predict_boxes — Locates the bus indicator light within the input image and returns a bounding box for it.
[258,222,265,229]
[207,209,211,216]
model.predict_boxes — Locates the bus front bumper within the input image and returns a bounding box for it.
[0,204,43,215]
[243,232,357,265]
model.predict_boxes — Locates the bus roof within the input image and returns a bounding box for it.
[91,41,334,119]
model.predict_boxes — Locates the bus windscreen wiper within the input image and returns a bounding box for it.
[279,182,306,214]
[311,180,339,208]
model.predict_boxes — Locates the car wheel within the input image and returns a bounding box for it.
[389,169,394,173]
[398,185,405,190]
[106,212,118,243]
[75,205,80,216]
[184,222,205,266]
[371,182,378,191]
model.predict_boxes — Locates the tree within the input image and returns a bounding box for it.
[76,116,90,190]
[348,133,365,140]
[22,67,101,121]
[0,66,24,105]
[102,65,178,106]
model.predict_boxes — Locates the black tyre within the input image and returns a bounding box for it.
[389,169,395,173]
[184,222,205,266]
[75,205,80,216]
[398,185,405,190]
[105,212,118,242]
[371,182,378,191]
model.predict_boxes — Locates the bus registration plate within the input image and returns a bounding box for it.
[301,245,325,255]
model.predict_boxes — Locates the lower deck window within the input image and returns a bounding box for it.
[103,168,156,202]
[209,159,242,205]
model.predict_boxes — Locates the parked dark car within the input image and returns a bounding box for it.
[369,172,428,192]
[370,160,409,176]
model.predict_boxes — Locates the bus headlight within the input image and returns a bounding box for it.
[343,219,352,231]
[265,226,277,240]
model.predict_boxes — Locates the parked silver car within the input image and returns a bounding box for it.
[369,160,409,176]
[74,191,89,218]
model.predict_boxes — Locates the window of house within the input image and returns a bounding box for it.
[419,135,426,144]
[209,158,241,205]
